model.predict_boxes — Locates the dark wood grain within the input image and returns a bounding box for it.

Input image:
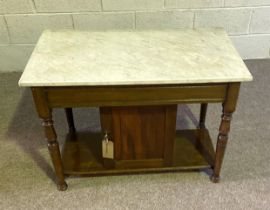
[163,105,177,166]
[100,105,177,168]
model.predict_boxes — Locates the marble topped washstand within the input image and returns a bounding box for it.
[19,28,253,191]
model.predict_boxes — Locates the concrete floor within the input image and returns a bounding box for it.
[0,59,270,209]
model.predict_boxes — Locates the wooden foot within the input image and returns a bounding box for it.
[65,108,76,133]
[212,83,240,182]
[57,182,68,191]
[211,175,220,183]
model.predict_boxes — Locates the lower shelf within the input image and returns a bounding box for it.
[62,129,215,176]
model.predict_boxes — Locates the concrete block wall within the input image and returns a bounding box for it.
[0,0,270,72]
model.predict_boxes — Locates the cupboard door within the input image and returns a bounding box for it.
[100,105,177,167]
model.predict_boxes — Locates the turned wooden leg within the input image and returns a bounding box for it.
[211,105,233,183]
[42,118,68,191]
[199,103,208,129]
[32,87,67,191]
[211,83,240,183]
[65,108,76,133]
[197,103,208,151]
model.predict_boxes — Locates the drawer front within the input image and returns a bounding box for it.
[44,84,228,108]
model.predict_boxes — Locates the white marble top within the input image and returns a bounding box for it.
[19,28,253,87]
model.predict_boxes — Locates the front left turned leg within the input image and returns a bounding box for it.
[211,83,240,183]
[32,87,67,191]
[43,118,68,191]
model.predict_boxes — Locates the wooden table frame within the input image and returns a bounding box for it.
[31,82,240,191]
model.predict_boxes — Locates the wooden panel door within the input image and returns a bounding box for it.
[100,105,177,167]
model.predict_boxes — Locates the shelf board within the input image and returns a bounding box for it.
[62,129,215,176]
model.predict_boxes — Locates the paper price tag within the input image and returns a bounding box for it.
[102,140,114,159]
